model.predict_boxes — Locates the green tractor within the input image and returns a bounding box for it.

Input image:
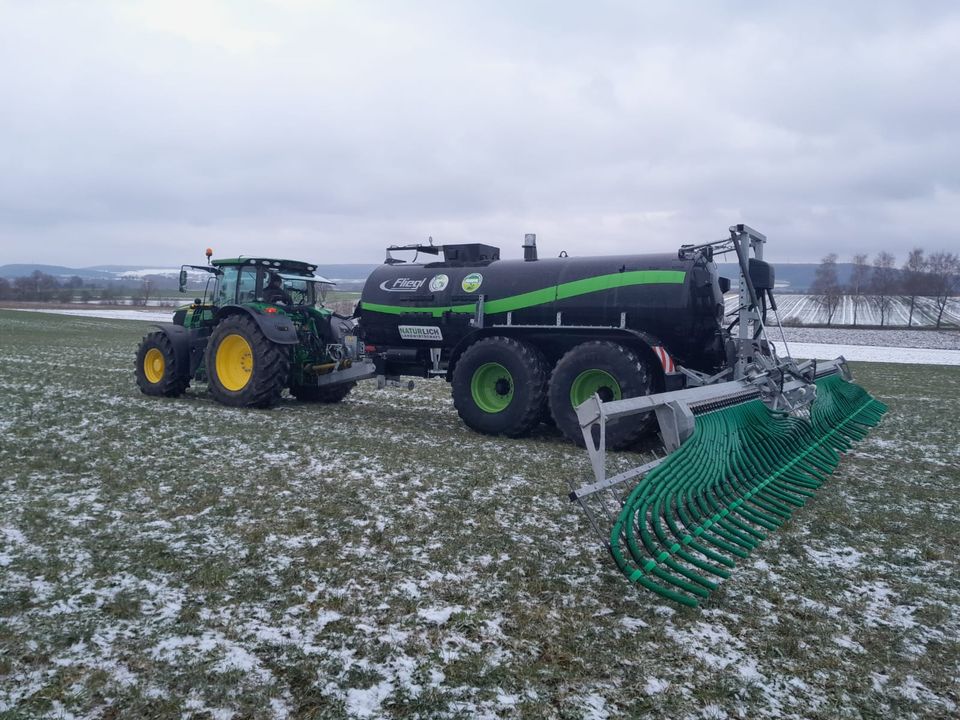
[135,254,373,407]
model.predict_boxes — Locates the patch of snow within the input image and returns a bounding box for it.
[578,692,610,720]
[644,677,669,694]
[832,635,865,654]
[416,605,462,625]
[620,617,648,631]
[345,681,394,719]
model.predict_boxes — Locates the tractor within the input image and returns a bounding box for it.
[134,252,372,407]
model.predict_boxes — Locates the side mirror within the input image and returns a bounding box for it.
[178,269,188,293]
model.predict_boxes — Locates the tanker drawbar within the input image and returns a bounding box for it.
[358,225,886,606]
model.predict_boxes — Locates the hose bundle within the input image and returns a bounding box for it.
[610,374,887,606]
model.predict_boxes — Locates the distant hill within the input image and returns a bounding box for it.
[0,264,115,280]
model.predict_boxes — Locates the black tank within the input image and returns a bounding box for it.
[358,245,725,367]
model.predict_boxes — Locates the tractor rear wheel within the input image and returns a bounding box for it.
[290,381,356,403]
[135,331,190,397]
[452,337,547,438]
[549,341,654,449]
[205,314,290,408]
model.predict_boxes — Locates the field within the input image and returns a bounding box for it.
[1,309,958,719]
[723,294,960,328]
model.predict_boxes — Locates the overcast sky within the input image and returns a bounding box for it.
[1,1,958,267]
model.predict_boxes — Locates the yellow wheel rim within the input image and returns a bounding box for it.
[216,334,253,392]
[143,348,166,384]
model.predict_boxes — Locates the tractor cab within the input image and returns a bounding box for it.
[209,258,335,309]
[174,257,336,330]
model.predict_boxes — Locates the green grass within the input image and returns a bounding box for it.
[0,309,958,719]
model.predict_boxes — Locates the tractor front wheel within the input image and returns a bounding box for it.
[452,337,547,438]
[549,341,654,449]
[135,331,190,397]
[206,314,290,408]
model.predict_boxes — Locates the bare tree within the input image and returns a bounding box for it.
[848,253,870,326]
[870,252,897,326]
[901,248,926,327]
[137,278,152,307]
[927,251,960,329]
[810,253,842,325]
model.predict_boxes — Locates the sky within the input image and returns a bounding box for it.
[1,1,959,267]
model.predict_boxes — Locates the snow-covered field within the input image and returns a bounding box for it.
[773,328,960,366]
[725,294,960,328]
[9,307,175,323]
[1,309,958,719]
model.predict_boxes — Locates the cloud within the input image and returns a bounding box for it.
[0,1,958,266]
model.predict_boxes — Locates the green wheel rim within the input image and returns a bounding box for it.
[570,369,622,407]
[471,362,514,413]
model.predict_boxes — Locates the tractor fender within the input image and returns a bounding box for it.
[214,305,300,345]
[446,326,671,389]
[150,323,191,372]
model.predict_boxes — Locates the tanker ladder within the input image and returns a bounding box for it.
[568,225,888,607]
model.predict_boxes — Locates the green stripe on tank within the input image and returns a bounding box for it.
[361,269,686,317]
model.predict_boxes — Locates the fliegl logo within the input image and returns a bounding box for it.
[379,277,426,293]
[428,274,449,292]
[461,273,483,293]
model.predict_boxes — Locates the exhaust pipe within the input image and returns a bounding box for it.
[523,233,538,261]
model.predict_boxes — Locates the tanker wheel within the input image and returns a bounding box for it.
[549,341,655,449]
[134,331,191,397]
[452,337,547,438]
[205,314,290,408]
[290,381,356,403]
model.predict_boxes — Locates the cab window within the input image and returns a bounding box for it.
[216,266,240,305]
[237,266,257,304]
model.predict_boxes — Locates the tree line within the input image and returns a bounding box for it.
[810,249,959,328]
[0,271,159,306]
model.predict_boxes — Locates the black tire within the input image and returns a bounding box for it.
[205,314,290,408]
[451,337,547,438]
[549,341,654,449]
[135,331,190,397]
[290,381,356,403]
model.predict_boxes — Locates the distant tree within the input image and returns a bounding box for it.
[900,248,926,327]
[99,286,117,304]
[13,276,35,300]
[810,253,842,325]
[13,270,61,302]
[79,289,93,303]
[870,252,897,326]
[65,275,84,289]
[927,250,960,329]
[0,277,11,300]
[57,287,74,304]
[848,253,870,326]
